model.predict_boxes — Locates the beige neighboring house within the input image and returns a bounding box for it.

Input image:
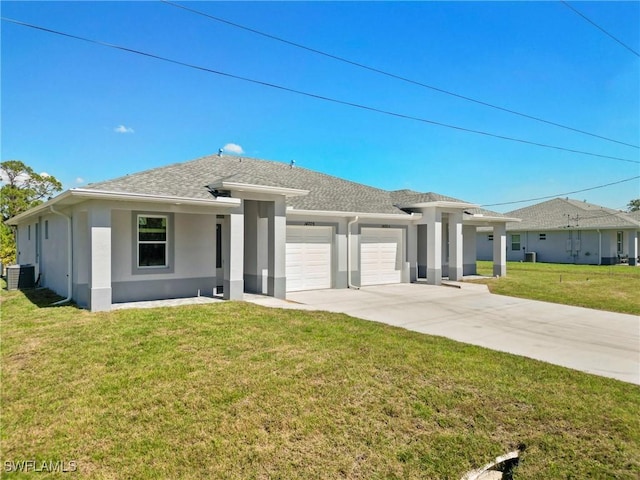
[7,153,515,311]
[477,198,640,266]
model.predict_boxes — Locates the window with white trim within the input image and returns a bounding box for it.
[137,215,168,267]
[616,231,623,254]
[511,234,521,251]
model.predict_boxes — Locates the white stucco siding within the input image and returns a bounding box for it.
[39,213,70,297]
[173,213,216,277]
[111,210,216,282]
[16,222,36,266]
[476,230,493,261]
[73,210,89,286]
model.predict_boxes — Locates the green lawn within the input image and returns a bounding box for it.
[474,261,640,315]
[2,287,639,479]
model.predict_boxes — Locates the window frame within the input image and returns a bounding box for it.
[616,231,623,254]
[132,212,175,275]
[511,234,521,251]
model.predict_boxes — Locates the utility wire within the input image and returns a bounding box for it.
[561,1,640,58]
[161,0,639,150]
[481,175,640,207]
[3,17,639,165]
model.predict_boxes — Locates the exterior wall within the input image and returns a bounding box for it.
[476,230,493,261]
[481,229,639,265]
[110,209,217,303]
[462,225,477,275]
[16,222,37,267]
[72,210,90,307]
[38,213,70,297]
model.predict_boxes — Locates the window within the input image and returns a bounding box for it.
[138,215,168,267]
[488,234,494,241]
[617,231,623,254]
[539,233,546,241]
[216,223,222,268]
[511,234,521,251]
[45,220,49,240]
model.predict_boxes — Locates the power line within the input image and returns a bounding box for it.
[3,16,639,165]
[561,1,640,58]
[481,175,640,207]
[161,0,640,150]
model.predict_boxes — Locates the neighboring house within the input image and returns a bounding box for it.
[7,154,515,311]
[477,198,640,265]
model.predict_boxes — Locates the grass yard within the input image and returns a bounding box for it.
[1,287,639,479]
[474,261,640,315]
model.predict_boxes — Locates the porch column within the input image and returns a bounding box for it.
[425,208,442,285]
[88,206,112,312]
[267,197,287,298]
[224,208,244,300]
[629,230,638,266]
[493,223,507,277]
[448,211,463,281]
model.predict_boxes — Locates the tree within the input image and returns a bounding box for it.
[627,199,640,212]
[1,160,62,266]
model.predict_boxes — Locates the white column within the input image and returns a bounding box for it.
[448,211,463,281]
[267,197,287,298]
[629,230,638,266]
[425,208,442,285]
[88,206,112,311]
[224,207,244,300]
[493,223,507,277]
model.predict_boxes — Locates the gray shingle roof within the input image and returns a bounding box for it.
[505,198,640,231]
[84,154,450,215]
[389,189,471,206]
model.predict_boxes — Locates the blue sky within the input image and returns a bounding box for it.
[2,1,639,213]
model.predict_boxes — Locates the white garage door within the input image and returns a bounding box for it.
[286,226,332,292]
[360,228,403,286]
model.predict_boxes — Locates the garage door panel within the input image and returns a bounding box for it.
[286,226,332,292]
[360,228,402,286]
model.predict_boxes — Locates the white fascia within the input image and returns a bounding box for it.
[401,201,479,210]
[6,188,241,225]
[213,181,309,198]
[286,207,422,221]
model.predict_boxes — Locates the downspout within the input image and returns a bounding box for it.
[347,216,360,290]
[50,206,73,305]
[597,229,602,266]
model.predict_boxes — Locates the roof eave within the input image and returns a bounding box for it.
[214,181,309,198]
[400,201,479,210]
[5,188,242,225]
[287,207,422,220]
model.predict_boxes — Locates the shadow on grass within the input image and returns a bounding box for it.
[3,281,83,310]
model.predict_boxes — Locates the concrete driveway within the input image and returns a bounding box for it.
[287,283,640,385]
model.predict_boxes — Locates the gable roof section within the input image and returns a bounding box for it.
[85,155,404,214]
[84,154,482,216]
[505,198,640,231]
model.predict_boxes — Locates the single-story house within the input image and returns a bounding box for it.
[7,154,516,311]
[477,197,640,265]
